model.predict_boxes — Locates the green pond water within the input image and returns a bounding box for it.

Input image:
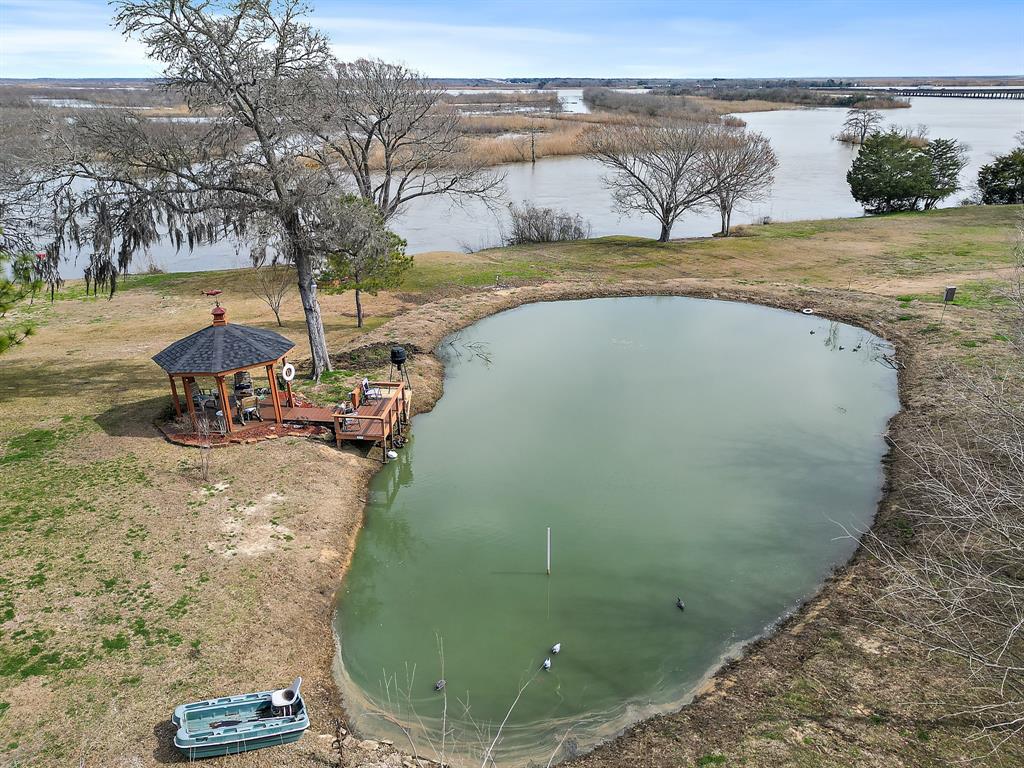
[334,297,900,765]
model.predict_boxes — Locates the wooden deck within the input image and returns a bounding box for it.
[270,381,410,462]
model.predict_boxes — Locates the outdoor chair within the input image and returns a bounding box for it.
[334,401,358,431]
[190,385,214,408]
[237,395,263,425]
[361,378,382,402]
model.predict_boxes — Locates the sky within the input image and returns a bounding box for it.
[0,0,1022,80]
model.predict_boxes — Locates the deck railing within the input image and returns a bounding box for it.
[333,381,409,462]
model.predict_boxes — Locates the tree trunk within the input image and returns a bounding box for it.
[294,251,332,380]
[720,208,729,236]
[658,220,672,242]
[354,288,363,328]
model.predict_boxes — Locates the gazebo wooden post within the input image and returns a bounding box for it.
[182,377,198,431]
[266,363,283,424]
[215,375,234,435]
[168,375,182,418]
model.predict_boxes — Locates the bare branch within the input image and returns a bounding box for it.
[580,121,717,242]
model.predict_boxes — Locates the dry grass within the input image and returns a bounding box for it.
[442,90,561,108]
[459,114,571,135]
[458,110,692,166]
[465,124,587,165]
[692,96,813,114]
[142,104,199,117]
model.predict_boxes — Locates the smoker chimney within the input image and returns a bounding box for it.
[212,304,227,326]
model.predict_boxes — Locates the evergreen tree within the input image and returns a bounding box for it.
[848,130,967,213]
[978,146,1024,205]
[318,197,413,328]
[0,247,40,355]
[922,138,968,210]
[847,130,932,213]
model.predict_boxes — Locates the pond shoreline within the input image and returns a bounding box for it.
[324,278,914,766]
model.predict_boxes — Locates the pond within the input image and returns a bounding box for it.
[333,296,901,766]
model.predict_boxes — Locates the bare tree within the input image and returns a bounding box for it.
[581,122,716,242]
[303,58,504,221]
[1013,219,1024,351]
[247,261,293,327]
[525,120,541,164]
[41,0,339,378]
[863,369,1024,747]
[702,127,778,236]
[195,413,212,481]
[842,107,883,144]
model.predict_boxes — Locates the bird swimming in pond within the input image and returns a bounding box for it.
[809,330,816,335]
[551,643,561,655]
[434,679,446,691]
[542,658,552,671]
[676,597,686,612]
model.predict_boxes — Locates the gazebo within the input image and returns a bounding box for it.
[153,304,295,435]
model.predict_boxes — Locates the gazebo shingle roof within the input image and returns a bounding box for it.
[153,307,295,375]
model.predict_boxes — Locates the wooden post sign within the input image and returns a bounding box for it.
[941,285,957,322]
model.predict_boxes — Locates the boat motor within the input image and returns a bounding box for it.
[271,677,302,716]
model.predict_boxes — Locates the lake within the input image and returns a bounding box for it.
[55,97,1023,277]
[333,296,901,766]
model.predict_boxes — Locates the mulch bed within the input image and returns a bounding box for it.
[157,420,329,448]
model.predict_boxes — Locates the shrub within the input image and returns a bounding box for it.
[504,203,591,245]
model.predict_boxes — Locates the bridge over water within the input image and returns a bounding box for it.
[884,88,1022,100]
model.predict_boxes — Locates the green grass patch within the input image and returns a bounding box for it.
[697,755,727,766]
[896,280,1012,310]
[0,645,88,679]
[735,219,843,239]
[0,423,84,465]
[400,256,552,293]
[101,634,129,653]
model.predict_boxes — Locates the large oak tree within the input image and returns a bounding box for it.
[43,0,340,377]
